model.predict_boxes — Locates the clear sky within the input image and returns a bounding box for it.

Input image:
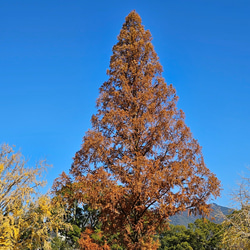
[1,0,250,207]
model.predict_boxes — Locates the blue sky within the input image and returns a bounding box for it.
[1,0,250,207]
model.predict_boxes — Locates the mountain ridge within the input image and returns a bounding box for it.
[169,203,232,227]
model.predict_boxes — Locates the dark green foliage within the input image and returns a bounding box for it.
[159,225,193,249]
[52,174,101,248]
[159,218,224,250]
[188,219,224,249]
[52,199,100,249]
[57,204,83,248]
[51,236,75,250]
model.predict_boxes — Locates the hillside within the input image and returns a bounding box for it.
[169,203,232,227]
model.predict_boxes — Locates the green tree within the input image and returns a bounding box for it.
[52,173,101,249]
[159,219,223,250]
[159,224,193,250]
[188,219,223,249]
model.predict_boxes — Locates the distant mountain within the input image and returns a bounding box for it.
[169,203,232,227]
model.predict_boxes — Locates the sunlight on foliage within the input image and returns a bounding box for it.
[222,170,250,249]
[56,10,221,249]
[0,144,69,249]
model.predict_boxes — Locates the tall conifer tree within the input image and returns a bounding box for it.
[70,11,220,249]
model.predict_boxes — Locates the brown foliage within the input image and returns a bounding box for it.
[78,228,110,250]
[63,11,220,249]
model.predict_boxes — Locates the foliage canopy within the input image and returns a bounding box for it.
[222,170,250,249]
[56,10,221,249]
[0,144,68,249]
[160,218,223,250]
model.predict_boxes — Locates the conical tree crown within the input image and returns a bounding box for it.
[98,10,170,120]
[87,11,197,187]
[71,11,220,249]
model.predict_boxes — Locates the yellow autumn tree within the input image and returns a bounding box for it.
[0,144,68,249]
[222,170,250,249]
